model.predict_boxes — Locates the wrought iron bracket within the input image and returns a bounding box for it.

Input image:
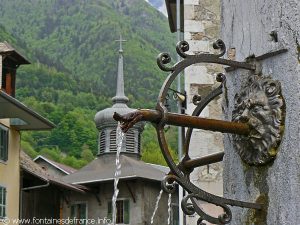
[114,39,287,224]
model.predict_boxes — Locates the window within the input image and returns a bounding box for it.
[108,200,130,224]
[0,125,8,162]
[70,203,87,225]
[0,186,6,219]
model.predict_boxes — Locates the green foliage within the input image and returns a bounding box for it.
[81,144,95,163]
[141,124,178,166]
[21,140,38,159]
[61,156,87,169]
[40,147,62,162]
[0,0,176,107]
[0,0,178,167]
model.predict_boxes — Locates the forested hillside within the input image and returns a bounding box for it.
[0,0,178,168]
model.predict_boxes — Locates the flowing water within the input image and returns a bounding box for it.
[112,125,171,225]
[150,189,164,224]
[167,193,172,225]
[112,123,125,225]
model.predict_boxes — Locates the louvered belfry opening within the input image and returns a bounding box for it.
[138,133,141,153]
[109,129,117,152]
[98,131,106,154]
[98,128,138,154]
[125,130,135,153]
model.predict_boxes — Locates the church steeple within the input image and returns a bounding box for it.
[112,34,129,105]
[94,34,144,157]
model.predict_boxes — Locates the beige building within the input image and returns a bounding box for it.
[0,42,54,224]
[165,1,224,224]
[183,0,223,196]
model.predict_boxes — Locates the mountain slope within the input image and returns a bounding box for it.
[0,0,178,167]
[0,0,176,108]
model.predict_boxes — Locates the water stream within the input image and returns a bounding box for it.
[112,123,125,225]
[150,189,164,224]
[167,193,172,225]
[112,125,172,225]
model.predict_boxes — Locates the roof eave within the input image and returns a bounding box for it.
[70,175,165,185]
[0,41,30,65]
[0,91,55,130]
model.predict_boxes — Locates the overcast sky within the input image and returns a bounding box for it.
[145,0,167,17]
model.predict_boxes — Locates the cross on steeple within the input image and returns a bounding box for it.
[112,34,129,105]
[115,34,127,53]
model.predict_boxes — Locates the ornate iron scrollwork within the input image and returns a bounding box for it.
[114,39,287,224]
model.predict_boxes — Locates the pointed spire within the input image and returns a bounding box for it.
[112,34,129,105]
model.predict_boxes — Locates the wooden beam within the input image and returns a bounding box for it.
[125,182,136,203]
[93,190,102,206]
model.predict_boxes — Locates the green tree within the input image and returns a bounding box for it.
[81,144,94,162]
[141,124,178,166]
[21,141,38,159]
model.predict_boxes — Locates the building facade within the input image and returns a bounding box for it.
[0,42,54,224]
[183,0,223,195]
[20,151,85,222]
[0,118,20,223]
[165,1,224,224]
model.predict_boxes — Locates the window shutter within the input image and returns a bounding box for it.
[0,187,6,218]
[79,203,86,220]
[0,127,8,161]
[70,205,75,218]
[124,200,130,224]
[0,187,2,204]
[2,188,5,206]
[4,130,8,161]
[2,205,5,219]
[107,201,112,221]
[0,187,2,218]
[0,129,3,160]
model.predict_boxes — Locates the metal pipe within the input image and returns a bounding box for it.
[183,152,224,169]
[166,113,250,135]
[22,181,50,191]
[113,109,250,136]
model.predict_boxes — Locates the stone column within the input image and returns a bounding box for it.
[221,0,300,224]
[0,55,2,89]
[183,0,224,224]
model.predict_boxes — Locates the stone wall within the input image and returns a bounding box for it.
[62,180,177,225]
[221,0,300,224]
[183,0,224,224]
[35,160,66,178]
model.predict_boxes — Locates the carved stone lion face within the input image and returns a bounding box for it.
[232,76,285,165]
